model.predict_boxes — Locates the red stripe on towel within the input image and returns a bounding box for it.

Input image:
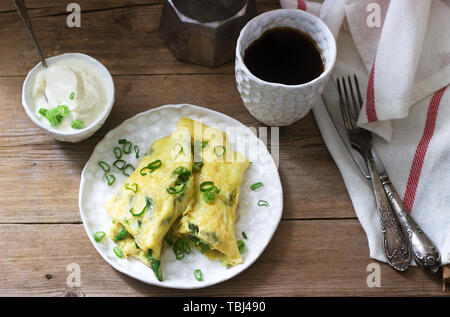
[366,61,377,122]
[297,0,307,11]
[403,87,447,212]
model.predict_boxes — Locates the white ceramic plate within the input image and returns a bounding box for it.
[79,104,283,289]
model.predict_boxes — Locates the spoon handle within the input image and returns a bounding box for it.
[12,0,47,67]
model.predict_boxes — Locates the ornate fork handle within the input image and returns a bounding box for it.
[364,152,411,271]
[381,175,441,273]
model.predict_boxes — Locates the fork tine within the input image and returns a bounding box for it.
[353,74,364,110]
[336,78,351,130]
[341,77,355,129]
[347,75,360,122]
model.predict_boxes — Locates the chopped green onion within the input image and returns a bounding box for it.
[202,190,216,204]
[237,240,246,253]
[214,145,226,157]
[113,147,122,159]
[147,250,162,281]
[173,166,191,182]
[123,141,132,154]
[250,182,263,191]
[38,108,48,116]
[200,244,210,254]
[167,180,186,195]
[242,231,248,240]
[194,269,203,282]
[69,92,75,100]
[118,139,127,144]
[113,246,124,258]
[193,161,203,172]
[135,242,140,249]
[122,164,135,177]
[134,145,140,159]
[125,183,138,193]
[130,197,152,217]
[40,105,70,127]
[140,159,162,175]
[200,181,215,192]
[189,223,199,235]
[104,173,115,186]
[71,119,84,129]
[93,231,106,242]
[114,228,129,241]
[164,234,174,246]
[173,238,190,260]
[113,159,126,170]
[258,200,269,207]
[98,161,110,172]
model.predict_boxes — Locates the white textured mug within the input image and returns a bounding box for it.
[235,9,336,126]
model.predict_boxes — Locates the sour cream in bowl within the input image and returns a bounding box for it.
[22,53,114,142]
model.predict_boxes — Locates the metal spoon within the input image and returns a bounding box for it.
[13,0,50,104]
[12,0,48,68]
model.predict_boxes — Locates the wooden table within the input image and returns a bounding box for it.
[0,0,447,297]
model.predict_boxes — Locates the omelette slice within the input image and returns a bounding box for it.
[171,118,250,266]
[105,126,195,280]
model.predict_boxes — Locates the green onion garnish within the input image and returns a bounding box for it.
[173,238,191,260]
[200,244,210,254]
[38,108,48,116]
[113,246,124,258]
[98,161,110,172]
[118,139,127,144]
[122,164,135,177]
[71,119,84,129]
[202,190,216,204]
[147,250,162,282]
[200,181,215,192]
[125,183,138,193]
[130,197,152,217]
[250,182,263,191]
[134,145,139,159]
[214,145,226,157]
[69,92,75,100]
[173,166,191,182]
[114,228,129,241]
[140,159,162,175]
[93,231,106,242]
[189,223,199,235]
[193,161,203,172]
[39,105,70,127]
[258,200,269,207]
[242,231,248,240]
[237,240,246,253]
[104,172,115,186]
[167,180,186,195]
[164,234,174,246]
[123,141,132,154]
[135,242,140,249]
[194,269,203,282]
[113,159,126,170]
[113,147,122,159]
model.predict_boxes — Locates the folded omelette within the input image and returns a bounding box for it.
[171,118,250,266]
[105,126,195,280]
[105,118,250,280]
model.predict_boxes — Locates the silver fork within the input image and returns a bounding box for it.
[337,74,411,272]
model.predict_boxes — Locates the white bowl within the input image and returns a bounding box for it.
[235,9,336,126]
[22,53,115,143]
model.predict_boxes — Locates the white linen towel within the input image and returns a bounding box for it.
[280,0,450,265]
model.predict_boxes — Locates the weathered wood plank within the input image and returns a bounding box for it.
[0,75,353,223]
[0,220,445,296]
[0,0,280,76]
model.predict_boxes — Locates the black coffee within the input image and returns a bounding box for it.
[243,27,324,85]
